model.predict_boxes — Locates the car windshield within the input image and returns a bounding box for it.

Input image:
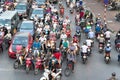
[15,4,26,10]
[13,37,28,46]
[20,22,33,30]
[0,19,11,26]
[33,9,43,14]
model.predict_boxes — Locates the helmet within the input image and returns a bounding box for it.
[40,77,47,80]
[112,72,116,76]
[66,16,69,19]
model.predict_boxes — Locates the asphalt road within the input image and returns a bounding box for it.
[0,1,120,80]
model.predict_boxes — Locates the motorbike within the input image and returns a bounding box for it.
[25,58,32,73]
[75,30,81,41]
[64,61,73,77]
[115,43,120,52]
[115,13,120,22]
[61,47,67,61]
[82,53,87,64]
[13,54,25,69]
[99,43,104,53]
[107,2,118,11]
[34,58,45,75]
[104,53,111,64]
[4,38,11,49]
[40,68,62,80]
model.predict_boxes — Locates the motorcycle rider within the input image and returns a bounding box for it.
[95,24,101,38]
[26,48,34,69]
[115,37,120,45]
[104,29,111,41]
[39,35,47,50]
[88,29,95,39]
[61,38,69,50]
[4,31,12,46]
[99,34,105,47]
[86,37,93,47]
[81,42,88,57]
[68,42,76,55]
[18,46,27,65]
[67,48,76,72]
[116,30,120,39]
[59,32,67,47]
[96,14,101,23]
[33,38,41,55]
[104,44,111,58]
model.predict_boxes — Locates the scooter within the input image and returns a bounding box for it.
[99,43,104,53]
[13,54,25,69]
[115,43,120,52]
[25,58,32,74]
[34,58,45,75]
[82,53,87,64]
[104,53,111,64]
[40,68,62,80]
[75,30,81,41]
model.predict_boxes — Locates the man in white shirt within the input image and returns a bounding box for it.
[81,42,88,57]
[39,35,46,43]
[104,29,111,40]
[86,38,93,47]
[60,32,67,41]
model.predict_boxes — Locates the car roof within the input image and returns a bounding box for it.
[0,11,17,19]
[15,32,30,37]
[22,20,34,24]
[33,8,43,10]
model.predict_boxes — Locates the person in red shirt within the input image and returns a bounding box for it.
[73,35,79,43]
[80,10,84,20]
[53,48,62,68]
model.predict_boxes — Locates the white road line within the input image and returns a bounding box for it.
[0,68,25,72]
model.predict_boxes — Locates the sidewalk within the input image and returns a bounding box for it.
[84,0,120,32]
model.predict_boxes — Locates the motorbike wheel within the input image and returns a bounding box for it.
[64,67,71,77]
[34,68,39,75]
[26,66,30,74]
[13,61,19,69]
[99,49,103,53]
[82,58,87,64]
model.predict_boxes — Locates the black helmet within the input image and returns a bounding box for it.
[112,72,116,76]
[83,42,86,45]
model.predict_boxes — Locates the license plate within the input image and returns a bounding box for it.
[99,47,102,49]
[106,57,109,60]
[83,56,86,58]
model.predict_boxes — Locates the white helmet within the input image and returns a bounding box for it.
[40,77,47,80]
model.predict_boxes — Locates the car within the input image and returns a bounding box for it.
[35,0,46,8]
[18,20,35,36]
[30,8,44,20]
[8,32,33,58]
[15,3,28,18]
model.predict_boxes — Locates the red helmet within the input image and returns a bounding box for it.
[66,16,69,19]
